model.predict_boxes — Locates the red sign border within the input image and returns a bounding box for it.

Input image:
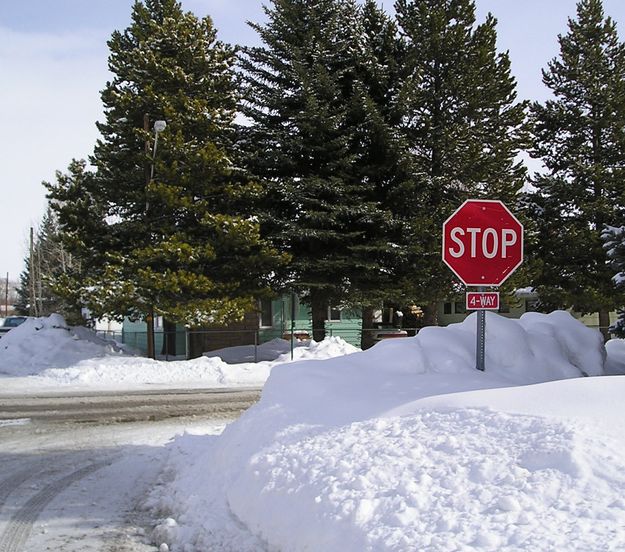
[442,199,524,287]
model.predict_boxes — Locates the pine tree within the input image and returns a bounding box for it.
[526,0,625,338]
[46,0,284,335]
[240,0,397,341]
[394,0,528,323]
[347,0,417,346]
[602,225,625,336]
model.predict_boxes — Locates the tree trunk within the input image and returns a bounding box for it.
[188,330,210,359]
[422,302,439,327]
[360,305,376,350]
[146,307,155,359]
[310,290,327,342]
[161,318,177,356]
[598,308,611,342]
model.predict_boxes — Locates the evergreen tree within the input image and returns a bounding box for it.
[347,0,416,345]
[394,0,528,323]
[602,225,625,336]
[47,1,284,336]
[240,0,397,341]
[526,0,625,338]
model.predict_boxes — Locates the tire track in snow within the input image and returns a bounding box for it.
[0,461,108,552]
[0,455,73,513]
[0,467,44,514]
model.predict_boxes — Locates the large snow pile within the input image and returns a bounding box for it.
[147,311,625,551]
[0,316,358,391]
[0,314,126,375]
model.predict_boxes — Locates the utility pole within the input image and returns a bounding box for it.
[5,273,8,317]
[29,227,37,317]
[36,240,43,315]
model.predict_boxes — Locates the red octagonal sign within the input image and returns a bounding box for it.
[442,199,523,287]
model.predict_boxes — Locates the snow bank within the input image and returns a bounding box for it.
[204,337,307,363]
[148,311,621,551]
[605,338,625,374]
[227,380,625,552]
[0,314,126,375]
[33,355,271,389]
[0,316,358,391]
[204,336,358,364]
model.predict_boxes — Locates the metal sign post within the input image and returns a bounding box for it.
[476,287,486,371]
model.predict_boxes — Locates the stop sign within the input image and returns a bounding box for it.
[442,199,523,286]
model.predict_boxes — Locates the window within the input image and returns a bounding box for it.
[259,298,273,327]
[454,301,466,315]
[443,302,452,315]
[2,317,26,328]
[328,306,342,322]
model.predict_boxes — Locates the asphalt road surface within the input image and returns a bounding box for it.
[0,388,261,551]
[0,387,262,424]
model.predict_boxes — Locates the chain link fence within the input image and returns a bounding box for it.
[95,327,422,362]
[96,320,617,363]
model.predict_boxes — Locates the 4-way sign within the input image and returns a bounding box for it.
[442,199,523,287]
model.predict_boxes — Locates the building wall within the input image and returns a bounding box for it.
[260,297,363,347]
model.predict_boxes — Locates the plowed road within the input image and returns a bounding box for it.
[0,388,261,424]
[0,388,261,551]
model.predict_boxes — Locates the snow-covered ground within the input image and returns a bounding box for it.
[145,311,625,551]
[0,315,357,393]
[2,311,625,551]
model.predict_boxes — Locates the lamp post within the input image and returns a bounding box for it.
[151,119,166,180]
[144,115,167,360]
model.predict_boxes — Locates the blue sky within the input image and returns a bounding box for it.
[2,0,625,280]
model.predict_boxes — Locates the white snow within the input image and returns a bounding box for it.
[145,310,625,551]
[0,313,126,376]
[2,311,625,550]
[605,337,625,375]
[204,336,357,364]
[0,315,358,393]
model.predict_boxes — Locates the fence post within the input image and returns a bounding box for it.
[254,330,258,363]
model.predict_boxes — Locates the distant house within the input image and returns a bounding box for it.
[438,288,540,326]
[120,289,618,358]
[120,295,363,358]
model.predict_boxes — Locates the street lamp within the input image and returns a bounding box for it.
[150,120,166,181]
[144,116,166,360]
